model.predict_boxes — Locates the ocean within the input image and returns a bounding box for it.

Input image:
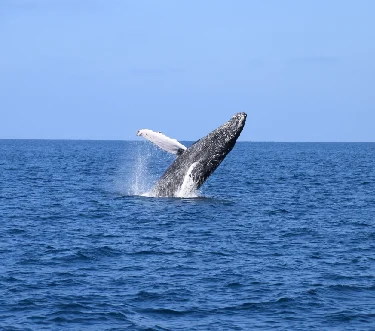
[1,140,374,330]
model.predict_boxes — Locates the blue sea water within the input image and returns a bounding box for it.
[1,140,375,330]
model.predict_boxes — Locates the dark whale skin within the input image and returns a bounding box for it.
[150,112,247,197]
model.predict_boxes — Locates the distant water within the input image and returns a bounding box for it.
[1,140,375,330]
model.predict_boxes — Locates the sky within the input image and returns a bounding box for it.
[0,0,374,141]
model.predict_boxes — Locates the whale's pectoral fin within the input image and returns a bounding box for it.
[137,129,187,155]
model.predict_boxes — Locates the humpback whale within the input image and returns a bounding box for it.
[137,112,247,197]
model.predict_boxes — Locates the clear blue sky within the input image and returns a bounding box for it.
[1,0,374,141]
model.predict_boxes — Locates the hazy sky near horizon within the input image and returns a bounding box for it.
[1,0,374,141]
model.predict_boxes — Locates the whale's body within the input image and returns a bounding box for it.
[147,112,247,197]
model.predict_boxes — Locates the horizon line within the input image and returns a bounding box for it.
[1,138,374,143]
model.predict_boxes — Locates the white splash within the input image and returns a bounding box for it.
[115,144,200,198]
[130,149,150,195]
[175,162,199,198]
[114,143,154,196]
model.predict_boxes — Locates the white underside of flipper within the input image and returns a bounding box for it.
[136,129,187,155]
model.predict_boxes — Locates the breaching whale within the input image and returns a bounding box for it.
[137,112,247,197]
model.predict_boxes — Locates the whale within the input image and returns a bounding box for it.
[137,112,247,197]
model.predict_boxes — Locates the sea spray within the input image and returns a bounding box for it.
[115,141,200,198]
[113,142,156,196]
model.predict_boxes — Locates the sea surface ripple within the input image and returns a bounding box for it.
[1,140,375,330]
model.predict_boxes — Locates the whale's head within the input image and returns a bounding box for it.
[186,112,247,189]
[221,112,247,142]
